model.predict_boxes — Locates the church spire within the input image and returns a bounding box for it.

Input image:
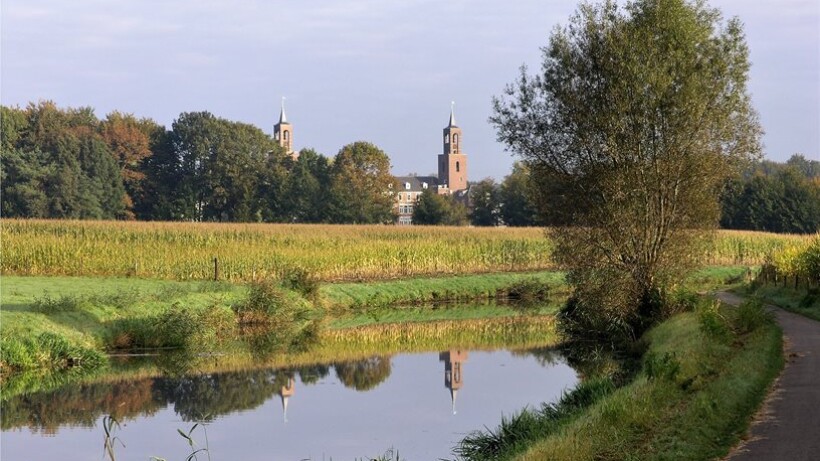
[448,101,457,127]
[279,97,288,124]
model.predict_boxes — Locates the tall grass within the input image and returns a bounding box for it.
[2,220,810,282]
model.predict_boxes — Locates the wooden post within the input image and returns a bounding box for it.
[213,257,219,281]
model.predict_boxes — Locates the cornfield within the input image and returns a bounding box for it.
[1,219,813,282]
[758,235,820,288]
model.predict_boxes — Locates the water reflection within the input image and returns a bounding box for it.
[2,347,579,461]
[440,350,468,414]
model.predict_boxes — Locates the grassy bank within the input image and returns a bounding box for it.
[0,271,565,376]
[735,285,820,321]
[2,220,809,282]
[456,296,784,461]
[0,266,753,377]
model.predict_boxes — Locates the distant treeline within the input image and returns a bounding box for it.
[1,102,396,224]
[720,155,820,234]
[1,102,817,232]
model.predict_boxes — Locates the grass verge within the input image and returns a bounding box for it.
[734,284,820,322]
[455,296,783,461]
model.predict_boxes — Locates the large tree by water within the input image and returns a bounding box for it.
[491,0,762,336]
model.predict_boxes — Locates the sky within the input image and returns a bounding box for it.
[2,0,818,180]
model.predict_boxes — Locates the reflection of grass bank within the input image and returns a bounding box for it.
[1,271,565,394]
[458,296,782,461]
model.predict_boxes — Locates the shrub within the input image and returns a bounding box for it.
[733,298,773,335]
[502,278,551,304]
[697,301,732,343]
[32,294,86,313]
[281,266,320,300]
[234,279,323,355]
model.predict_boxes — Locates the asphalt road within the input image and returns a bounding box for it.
[717,291,820,461]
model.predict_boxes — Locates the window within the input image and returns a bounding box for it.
[456,161,460,172]
[444,133,450,144]
[453,133,458,145]
[284,131,290,141]
[422,182,428,189]
[405,182,411,190]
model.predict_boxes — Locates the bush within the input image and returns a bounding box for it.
[502,278,551,304]
[234,279,323,355]
[281,266,320,300]
[32,294,86,313]
[733,298,773,335]
[697,301,732,343]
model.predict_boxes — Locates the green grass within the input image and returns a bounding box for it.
[320,271,567,309]
[457,296,783,461]
[734,284,820,321]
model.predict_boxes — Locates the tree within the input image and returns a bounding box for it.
[412,188,468,225]
[720,159,820,234]
[327,141,397,224]
[281,148,332,223]
[165,112,276,221]
[491,0,761,337]
[469,178,501,226]
[499,162,539,226]
[1,102,126,219]
[99,112,160,218]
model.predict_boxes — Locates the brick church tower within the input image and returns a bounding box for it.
[274,97,296,158]
[438,103,468,192]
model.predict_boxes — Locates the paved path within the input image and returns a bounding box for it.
[716,291,820,461]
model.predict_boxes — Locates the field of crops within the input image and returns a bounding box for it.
[1,220,814,282]
[759,235,820,287]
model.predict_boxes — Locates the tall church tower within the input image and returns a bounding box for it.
[438,102,467,192]
[274,97,296,158]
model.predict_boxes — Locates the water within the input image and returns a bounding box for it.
[1,348,578,460]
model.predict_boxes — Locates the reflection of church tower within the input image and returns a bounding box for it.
[274,97,297,159]
[278,376,295,423]
[439,350,468,414]
[438,103,468,192]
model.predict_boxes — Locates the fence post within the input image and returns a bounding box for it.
[214,257,219,281]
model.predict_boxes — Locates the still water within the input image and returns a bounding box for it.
[1,348,578,460]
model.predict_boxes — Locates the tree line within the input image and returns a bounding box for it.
[1,102,396,224]
[2,101,816,233]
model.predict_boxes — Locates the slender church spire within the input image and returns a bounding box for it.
[279,97,288,124]
[448,101,457,127]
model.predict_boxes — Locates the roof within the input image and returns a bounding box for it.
[394,175,440,192]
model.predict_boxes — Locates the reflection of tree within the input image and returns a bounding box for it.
[1,379,161,433]
[512,347,562,367]
[296,364,330,384]
[152,369,279,422]
[558,341,630,382]
[334,356,392,391]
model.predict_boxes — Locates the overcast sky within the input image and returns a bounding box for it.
[2,0,818,180]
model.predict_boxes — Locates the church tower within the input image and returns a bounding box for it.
[438,102,467,192]
[274,97,296,158]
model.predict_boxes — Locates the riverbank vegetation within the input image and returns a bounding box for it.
[455,297,783,460]
[0,270,567,381]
